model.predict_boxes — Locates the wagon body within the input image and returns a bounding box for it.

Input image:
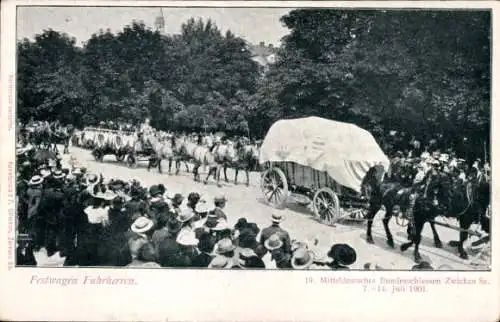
[259,116,390,223]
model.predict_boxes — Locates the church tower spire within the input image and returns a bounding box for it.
[154,8,165,33]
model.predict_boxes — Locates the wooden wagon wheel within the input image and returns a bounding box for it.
[126,154,137,169]
[149,157,159,167]
[313,187,340,224]
[260,167,289,207]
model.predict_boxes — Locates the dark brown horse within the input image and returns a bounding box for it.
[400,171,490,261]
[361,162,442,251]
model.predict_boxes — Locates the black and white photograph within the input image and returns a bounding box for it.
[13,5,491,272]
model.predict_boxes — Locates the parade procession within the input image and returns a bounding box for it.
[14,8,491,270]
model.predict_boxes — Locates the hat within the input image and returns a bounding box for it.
[85,173,99,186]
[291,248,314,269]
[238,248,258,267]
[100,190,117,201]
[178,208,195,223]
[327,244,357,266]
[176,230,199,246]
[172,193,184,205]
[65,173,76,181]
[28,175,44,186]
[167,219,182,234]
[204,213,219,229]
[131,217,154,234]
[195,201,214,213]
[208,255,233,269]
[264,234,283,251]
[271,213,284,223]
[212,219,230,231]
[215,238,236,255]
[22,160,31,167]
[214,195,227,203]
[52,170,65,179]
[149,185,162,197]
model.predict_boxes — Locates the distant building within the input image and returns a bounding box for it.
[248,41,278,73]
[154,9,165,34]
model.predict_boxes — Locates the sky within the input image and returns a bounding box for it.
[17,7,291,46]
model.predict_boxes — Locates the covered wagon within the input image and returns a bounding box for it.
[259,116,390,224]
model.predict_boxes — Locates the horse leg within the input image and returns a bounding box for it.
[193,164,199,181]
[158,157,163,174]
[147,157,152,171]
[429,221,443,248]
[184,160,190,173]
[234,168,239,185]
[224,166,229,183]
[175,160,180,175]
[245,169,250,187]
[412,218,426,263]
[217,167,223,187]
[204,167,213,185]
[382,205,395,248]
[458,217,473,260]
[366,202,381,244]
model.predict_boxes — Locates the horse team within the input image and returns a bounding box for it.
[361,158,490,263]
[72,128,261,187]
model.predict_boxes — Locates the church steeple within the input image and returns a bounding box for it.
[154,8,165,33]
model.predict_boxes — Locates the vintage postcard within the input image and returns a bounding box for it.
[0,0,499,321]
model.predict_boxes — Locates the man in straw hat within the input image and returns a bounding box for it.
[128,216,155,261]
[237,247,265,269]
[214,238,236,260]
[208,255,235,269]
[260,213,291,253]
[291,247,316,270]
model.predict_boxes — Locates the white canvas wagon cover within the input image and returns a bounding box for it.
[259,116,390,192]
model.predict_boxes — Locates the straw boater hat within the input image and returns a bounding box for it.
[215,238,236,255]
[40,169,51,178]
[99,190,117,201]
[237,248,258,268]
[195,200,215,213]
[131,217,154,234]
[264,234,283,251]
[212,219,230,231]
[291,248,314,269]
[71,168,82,176]
[271,213,284,223]
[208,255,233,269]
[176,230,199,246]
[28,175,44,186]
[52,170,65,180]
[178,208,195,223]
